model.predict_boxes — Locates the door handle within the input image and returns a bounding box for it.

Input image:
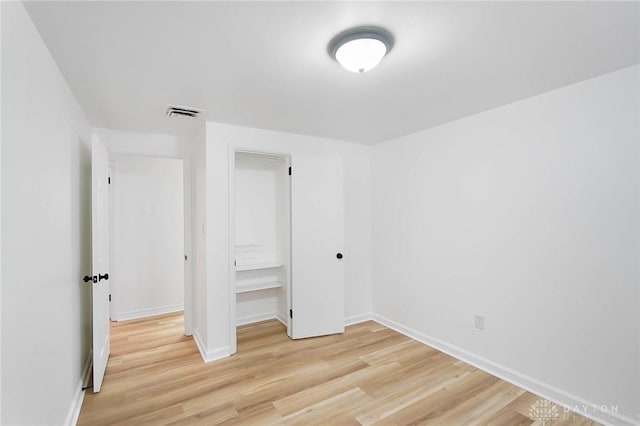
[336,253,343,259]
[83,275,97,283]
[98,273,109,282]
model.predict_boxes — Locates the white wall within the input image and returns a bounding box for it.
[1,2,92,424]
[202,122,373,359]
[236,290,281,325]
[372,65,640,425]
[0,2,4,420]
[191,124,208,354]
[111,155,184,321]
[95,127,189,158]
[235,154,285,265]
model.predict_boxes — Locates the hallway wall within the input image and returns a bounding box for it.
[1,2,92,424]
[110,155,185,320]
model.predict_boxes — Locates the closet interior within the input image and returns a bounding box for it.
[234,152,290,331]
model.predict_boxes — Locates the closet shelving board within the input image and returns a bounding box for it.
[236,281,283,294]
[235,261,284,272]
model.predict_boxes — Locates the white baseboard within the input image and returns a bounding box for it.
[237,312,372,330]
[371,313,638,426]
[236,311,279,326]
[64,351,92,426]
[114,304,183,321]
[193,331,206,361]
[275,312,288,327]
[237,311,370,333]
[237,312,372,329]
[193,331,230,364]
[345,313,372,326]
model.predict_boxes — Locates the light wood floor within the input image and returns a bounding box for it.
[78,313,598,425]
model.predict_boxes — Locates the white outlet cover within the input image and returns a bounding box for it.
[474,315,485,330]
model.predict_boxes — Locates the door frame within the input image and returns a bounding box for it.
[228,147,292,354]
[107,150,193,336]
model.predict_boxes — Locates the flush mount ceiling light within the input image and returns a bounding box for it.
[329,26,394,73]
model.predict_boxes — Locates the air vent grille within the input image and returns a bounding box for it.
[166,105,202,119]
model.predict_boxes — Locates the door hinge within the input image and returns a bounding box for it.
[109,294,111,302]
[108,177,111,184]
[289,309,293,319]
[184,255,188,261]
[234,260,236,266]
[288,166,291,176]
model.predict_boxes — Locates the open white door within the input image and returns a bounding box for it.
[290,155,344,339]
[91,135,110,392]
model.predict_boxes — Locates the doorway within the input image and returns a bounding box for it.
[109,155,186,323]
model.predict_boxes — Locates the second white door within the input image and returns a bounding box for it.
[290,155,344,339]
[91,134,110,393]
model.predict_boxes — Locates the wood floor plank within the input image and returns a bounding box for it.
[276,388,374,425]
[77,313,598,425]
[425,379,525,425]
[353,369,474,425]
[272,362,399,417]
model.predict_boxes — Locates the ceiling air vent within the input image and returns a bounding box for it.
[166,105,202,119]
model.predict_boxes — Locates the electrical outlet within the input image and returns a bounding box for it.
[474,315,485,330]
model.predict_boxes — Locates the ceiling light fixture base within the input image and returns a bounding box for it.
[328,26,394,73]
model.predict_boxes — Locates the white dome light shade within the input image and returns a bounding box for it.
[335,38,388,73]
[329,27,394,74]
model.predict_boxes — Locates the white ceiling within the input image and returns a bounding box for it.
[25,1,639,145]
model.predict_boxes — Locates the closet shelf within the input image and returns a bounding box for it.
[236,281,283,294]
[236,261,284,271]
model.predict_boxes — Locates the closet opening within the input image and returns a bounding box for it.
[229,149,346,353]
[232,151,291,341]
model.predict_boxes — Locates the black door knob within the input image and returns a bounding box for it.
[99,273,109,282]
[336,253,343,259]
[83,275,97,283]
